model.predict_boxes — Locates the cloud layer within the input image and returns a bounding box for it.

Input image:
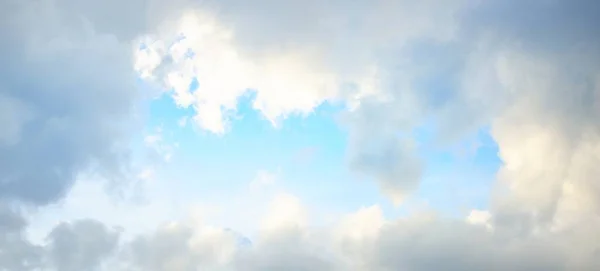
[1,0,599,270]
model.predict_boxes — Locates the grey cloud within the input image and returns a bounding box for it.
[486,50,600,242]
[125,223,240,271]
[0,201,592,271]
[110,222,336,271]
[372,219,565,271]
[0,204,44,270]
[63,215,587,271]
[0,204,27,233]
[332,1,600,267]
[197,0,465,78]
[0,211,121,271]
[348,131,423,203]
[0,0,141,205]
[344,0,600,201]
[52,0,198,41]
[234,228,336,271]
[46,219,121,271]
[458,2,600,268]
[462,0,600,53]
[439,0,600,136]
[127,225,199,271]
[456,0,600,232]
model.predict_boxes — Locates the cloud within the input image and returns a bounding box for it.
[347,126,423,205]
[125,222,237,271]
[3,185,599,271]
[0,204,44,270]
[345,0,600,203]
[133,0,467,199]
[0,205,122,271]
[19,198,572,271]
[2,0,600,270]
[135,0,465,128]
[260,193,308,231]
[126,0,600,268]
[369,217,565,271]
[46,219,121,271]
[0,0,141,205]
[135,11,343,133]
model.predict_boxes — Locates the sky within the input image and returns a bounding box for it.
[0,0,599,270]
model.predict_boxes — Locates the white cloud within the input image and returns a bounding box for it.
[134,0,467,134]
[466,209,493,231]
[136,11,343,133]
[336,205,385,242]
[260,193,308,232]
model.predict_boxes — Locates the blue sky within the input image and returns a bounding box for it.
[142,84,502,222]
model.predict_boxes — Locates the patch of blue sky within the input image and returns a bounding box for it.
[147,93,381,205]
[140,92,385,221]
[140,77,502,222]
[414,124,501,217]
